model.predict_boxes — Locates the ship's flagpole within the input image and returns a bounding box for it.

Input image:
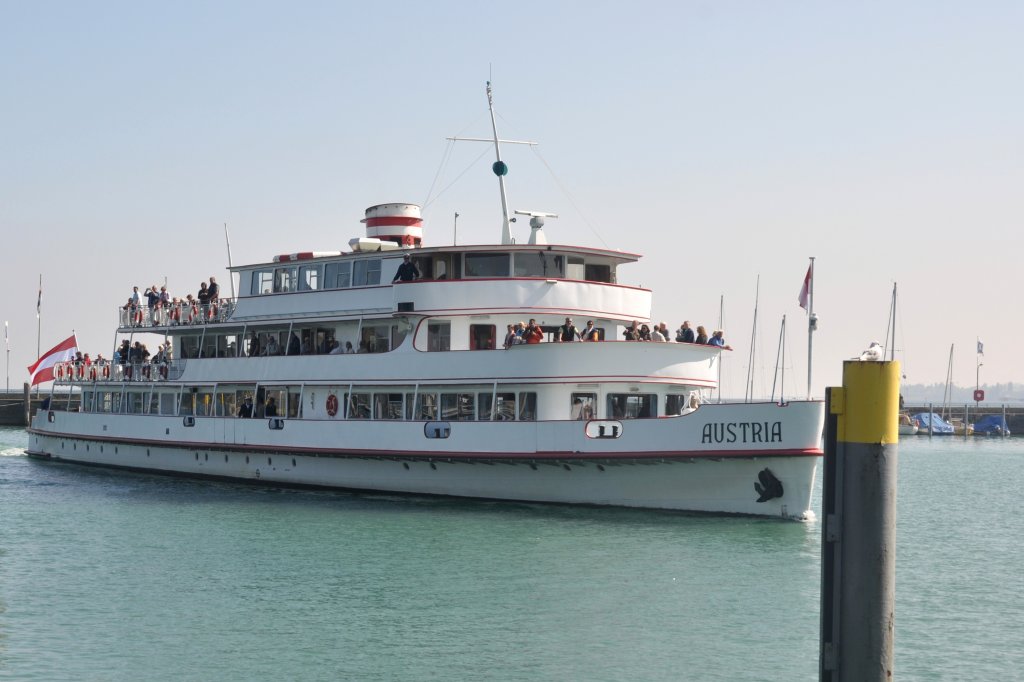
[35,274,42,397]
[224,222,236,299]
[806,257,815,399]
[716,294,724,402]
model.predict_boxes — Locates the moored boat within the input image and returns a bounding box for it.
[26,84,824,519]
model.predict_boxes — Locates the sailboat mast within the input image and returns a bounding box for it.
[889,282,897,362]
[746,276,760,402]
[486,81,513,245]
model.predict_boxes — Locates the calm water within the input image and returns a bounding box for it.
[1,427,1021,681]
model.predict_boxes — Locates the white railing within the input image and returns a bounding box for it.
[117,299,236,329]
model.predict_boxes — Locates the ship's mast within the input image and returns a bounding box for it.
[487,81,513,244]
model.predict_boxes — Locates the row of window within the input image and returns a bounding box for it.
[174,323,403,359]
[247,252,615,297]
[78,387,693,420]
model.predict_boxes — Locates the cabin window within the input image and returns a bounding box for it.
[441,393,475,421]
[427,322,451,352]
[566,257,585,281]
[585,263,613,283]
[665,395,690,415]
[414,393,438,420]
[353,258,381,286]
[495,393,516,420]
[160,393,178,416]
[215,387,237,417]
[518,392,537,421]
[361,324,394,353]
[571,393,597,420]
[324,262,352,289]
[253,270,274,295]
[261,388,286,418]
[180,335,201,360]
[274,267,297,293]
[374,393,404,420]
[607,393,657,419]
[298,264,321,291]
[195,389,215,417]
[348,393,371,419]
[464,253,510,278]
[514,252,564,278]
[146,391,159,415]
[469,324,496,350]
[286,386,302,418]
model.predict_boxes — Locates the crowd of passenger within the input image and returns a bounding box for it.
[504,318,731,349]
[122,277,222,326]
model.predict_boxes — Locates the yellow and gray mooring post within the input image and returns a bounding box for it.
[820,361,899,682]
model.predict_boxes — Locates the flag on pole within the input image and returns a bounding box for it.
[27,334,78,386]
[977,339,984,355]
[798,265,812,311]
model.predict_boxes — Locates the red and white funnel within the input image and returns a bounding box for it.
[361,203,422,247]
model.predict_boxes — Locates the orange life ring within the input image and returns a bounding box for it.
[326,394,339,417]
[89,366,98,381]
[55,364,64,380]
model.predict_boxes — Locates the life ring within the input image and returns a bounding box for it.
[89,366,98,381]
[326,394,339,417]
[75,365,85,380]
[187,304,198,324]
[55,364,64,380]
[170,306,181,324]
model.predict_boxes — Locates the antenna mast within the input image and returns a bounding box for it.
[486,81,513,244]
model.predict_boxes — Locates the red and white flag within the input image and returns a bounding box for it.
[27,334,78,386]
[798,265,812,311]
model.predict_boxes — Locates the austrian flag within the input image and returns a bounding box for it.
[798,265,812,311]
[27,334,78,386]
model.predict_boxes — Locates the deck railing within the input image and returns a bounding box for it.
[117,299,236,329]
[53,360,186,384]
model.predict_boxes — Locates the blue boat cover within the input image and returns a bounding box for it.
[972,414,1011,435]
[912,412,955,434]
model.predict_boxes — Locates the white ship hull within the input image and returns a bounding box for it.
[28,400,822,519]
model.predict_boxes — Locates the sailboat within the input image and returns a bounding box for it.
[885,284,918,436]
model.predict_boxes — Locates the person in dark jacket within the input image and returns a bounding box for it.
[392,254,420,282]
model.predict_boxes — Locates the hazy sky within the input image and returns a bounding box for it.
[2,2,1021,398]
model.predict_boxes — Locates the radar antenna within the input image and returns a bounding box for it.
[513,210,558,245]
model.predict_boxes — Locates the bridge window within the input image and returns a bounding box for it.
[324,262,351,289]
[274,267,297,293]
[465,253,510,278]
[353,258,381,286]
[571,393,597,420]
[514,252,564,277]
[298,264,321,291]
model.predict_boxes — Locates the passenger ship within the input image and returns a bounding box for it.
[27,86,824,519]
